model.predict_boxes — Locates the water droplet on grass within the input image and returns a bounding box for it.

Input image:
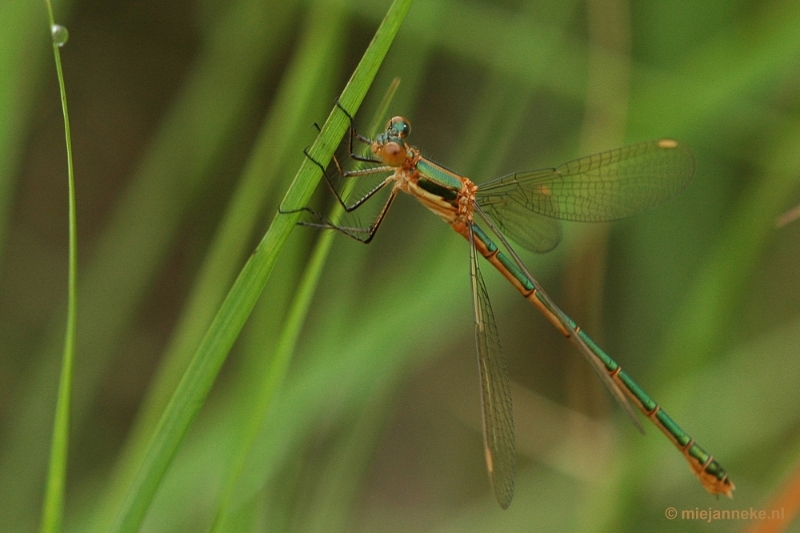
[51,24,69,47]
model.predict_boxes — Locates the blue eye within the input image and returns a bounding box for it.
[388,116,411,139]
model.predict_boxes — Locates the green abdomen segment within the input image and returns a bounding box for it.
[467,224,734,496]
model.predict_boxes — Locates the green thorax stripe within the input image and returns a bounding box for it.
[416,158,465,192]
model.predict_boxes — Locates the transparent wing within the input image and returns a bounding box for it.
[469,225,515,509]
[478,195,563,253]
[473,204,644,433]
[476,140,694,252]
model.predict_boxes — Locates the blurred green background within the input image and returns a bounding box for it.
[2,0,800,531]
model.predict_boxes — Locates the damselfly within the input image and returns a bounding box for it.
[290,106,734,509]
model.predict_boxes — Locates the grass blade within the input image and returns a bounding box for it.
[39,4,77,533]
[210,74,402,531]
[109,1,413,531]
[89,5,343,531]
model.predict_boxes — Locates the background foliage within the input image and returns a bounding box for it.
[2,0,800,531]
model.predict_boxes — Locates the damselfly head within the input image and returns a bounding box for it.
[386,116,411,140]
[372,117,411,166]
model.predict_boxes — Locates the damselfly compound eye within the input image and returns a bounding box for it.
[387,116,410,139]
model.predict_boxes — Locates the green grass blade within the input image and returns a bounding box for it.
[39,5,77,533]
[0,0,302,521]
[109,1,413,531]
[88,5,343,531]
[210,75,401,531]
